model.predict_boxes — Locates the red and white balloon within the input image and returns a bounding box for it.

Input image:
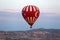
[22,5,40,28]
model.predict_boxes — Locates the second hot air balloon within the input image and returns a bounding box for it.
[22,5,40,28]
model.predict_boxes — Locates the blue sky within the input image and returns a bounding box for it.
[0,0,60,31]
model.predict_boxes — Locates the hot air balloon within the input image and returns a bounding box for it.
[22,5,40,28]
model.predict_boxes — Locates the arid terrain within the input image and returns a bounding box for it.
[0,28,60,40]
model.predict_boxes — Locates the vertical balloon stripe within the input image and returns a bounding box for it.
[30,17,33,23]
[26,6,28,12]
[33,6,36,11]
[30,5,32,11]
[27,17,30,23]
[35,11,38,17]
[33,17,35,22]
[25,6,27,12]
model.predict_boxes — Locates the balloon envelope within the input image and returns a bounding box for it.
[22,5,40,28]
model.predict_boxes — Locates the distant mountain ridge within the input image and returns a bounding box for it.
[27,28,60,33]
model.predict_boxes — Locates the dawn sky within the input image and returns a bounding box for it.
[0,0,60,31]
[0,0,60,15]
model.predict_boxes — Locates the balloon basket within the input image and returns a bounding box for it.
[30,26,32,28]
[30,25,32,28]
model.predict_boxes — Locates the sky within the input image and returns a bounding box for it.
[0,0,60,31]
[0,0,60,14]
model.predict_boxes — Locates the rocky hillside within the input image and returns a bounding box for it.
[0,28,60,40]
